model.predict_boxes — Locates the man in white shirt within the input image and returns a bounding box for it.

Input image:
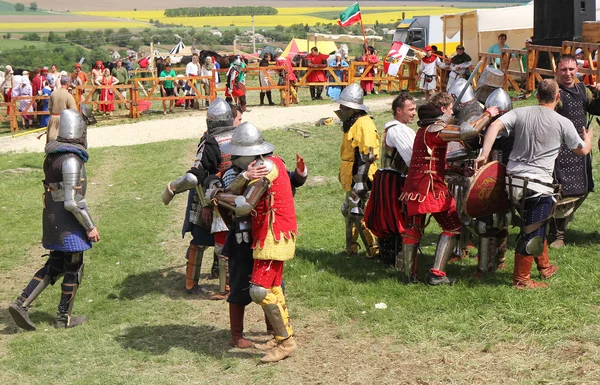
[476,79,593,289]
[185,53,200,109]
[365,92,417,281]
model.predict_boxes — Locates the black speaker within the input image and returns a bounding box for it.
[534,0,596,46]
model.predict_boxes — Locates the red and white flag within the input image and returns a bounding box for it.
[385,42,411,76]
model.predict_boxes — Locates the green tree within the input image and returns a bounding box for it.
[21,32,41,41]
[29,2,37,11]
[14,3,25,11]
[47,31,60,42]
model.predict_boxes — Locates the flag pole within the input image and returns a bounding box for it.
[360,16,368,54]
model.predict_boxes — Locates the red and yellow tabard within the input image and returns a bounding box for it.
[339,115,380,192]
[252,156,299,261]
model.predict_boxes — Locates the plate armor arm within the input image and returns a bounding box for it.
[352,147,375,198]
[62,157,95,231]
[161,172,199,205]
[209,177,271,217]
[438,111,493,142]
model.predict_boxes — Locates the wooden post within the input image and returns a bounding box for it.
[443,16,447,56]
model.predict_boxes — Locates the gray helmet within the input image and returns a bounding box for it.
[448,78,476,105]
[485,88,513,114]
[207,98,233,129]
[80,104,97,125]
[221,121,275,156]
[58,109,87,141]
[334,84,368,111]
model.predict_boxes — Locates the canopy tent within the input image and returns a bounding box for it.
[441,2,533,57]
[259,45,278,59]
[281,38,338,59]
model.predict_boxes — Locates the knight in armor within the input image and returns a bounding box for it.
[207,122,300,362]
[549,54,600,249]
[335,84,380,258]
[476,79,593,288]
[401,92,499,285]
[364,92,416,276]
[9,109,101,330]
[217,153,307,349]
[225,56,249,112]
[161,98,235,296]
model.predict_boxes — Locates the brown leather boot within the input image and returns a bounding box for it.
[254,338,277,351]
[260,336,297,363]
[534,241,558,279]
[513,253,548,289]
[228,303,254,349]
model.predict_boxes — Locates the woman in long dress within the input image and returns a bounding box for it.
[98,68,119,115]
[13,74,33,129]
[39,81,52,128]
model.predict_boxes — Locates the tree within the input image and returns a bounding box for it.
[29,2,37,11]
[47,31,60,42]
[14,3,25,11]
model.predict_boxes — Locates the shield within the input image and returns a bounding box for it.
[463,161,510,218]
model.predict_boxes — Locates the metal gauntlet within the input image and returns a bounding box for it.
[352,148,374,198]
[439,112,492,142]
[162,172,198,205]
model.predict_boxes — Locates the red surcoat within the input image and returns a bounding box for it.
[252,156,299,249]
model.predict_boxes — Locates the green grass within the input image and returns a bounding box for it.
[2,99,600,383]
[0,0,45,15]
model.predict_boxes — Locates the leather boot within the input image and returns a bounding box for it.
[228,303,254,348]
[309,86,316,100]
[266,91,275,105]
[255,338,278,351]
[513,253,548,289]
[534,241,558,279]
[8,296,36,331]
[55,313,88,328]
[259,92,265,106]
[549,218,566,249]
[260,336,297,363]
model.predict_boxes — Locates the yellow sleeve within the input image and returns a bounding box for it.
[347,116,380,158]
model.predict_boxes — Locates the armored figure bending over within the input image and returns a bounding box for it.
[162,98,235,296]
[9,109,100,330]
[335,84,380,258]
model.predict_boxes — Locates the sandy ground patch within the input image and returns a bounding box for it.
[0,97,396,154]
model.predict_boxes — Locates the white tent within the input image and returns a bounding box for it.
[441,2,533,56]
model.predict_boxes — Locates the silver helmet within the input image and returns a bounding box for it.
[334,84,368,111]
[58,109,87,141]
[221,122,275,157]
[448,78,476,105]
[207,98,234,129]
[485,88,513,114]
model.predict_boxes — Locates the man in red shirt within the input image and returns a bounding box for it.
[306,47,330,100]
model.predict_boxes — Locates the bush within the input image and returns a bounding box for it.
[14,3,25,11]
[21,32,41,41]
[29,2,37,11]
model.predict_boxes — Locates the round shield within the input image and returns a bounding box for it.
[463,161,510,218]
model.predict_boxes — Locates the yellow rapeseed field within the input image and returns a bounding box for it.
[0,6,475,31]
[71,6,474,28]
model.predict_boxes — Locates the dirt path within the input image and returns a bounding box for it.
[0,97,396,154]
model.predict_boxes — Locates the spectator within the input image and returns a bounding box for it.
[185,53,200,109]
[99,68,119,116]
[199,56,215,108]
[416,46,445,101]
[276,56,299,104]
[488,33,510,67]
[431,45,445,58]
[47,65,60,90]
[39,81,52,128]
[2,65,14,117]
[446,45,472,90]
[306,47,329,100]
[74,63,88,86]
[160,62,176,115]
[13,72,33,129]
[360,46,380,95]
[258,52,275,106]
[91,61,104,112]
[326,52,349,99]
[111,59,129,110]
[47,76,77,142]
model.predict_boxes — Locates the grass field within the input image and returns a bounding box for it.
[1,95,600,383]
[0,0,44,15]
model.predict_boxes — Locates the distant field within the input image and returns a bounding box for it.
[72,6,474,28]
[0,5,480,31]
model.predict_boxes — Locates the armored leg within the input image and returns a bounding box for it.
[402,242,419,284]
[55,253,87,328]
[9,252,65,331]
[427,233,457,285]
[210,244,230,300]
[186,244,207,294]
[249,284,297,363]
[341,196,359,255]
